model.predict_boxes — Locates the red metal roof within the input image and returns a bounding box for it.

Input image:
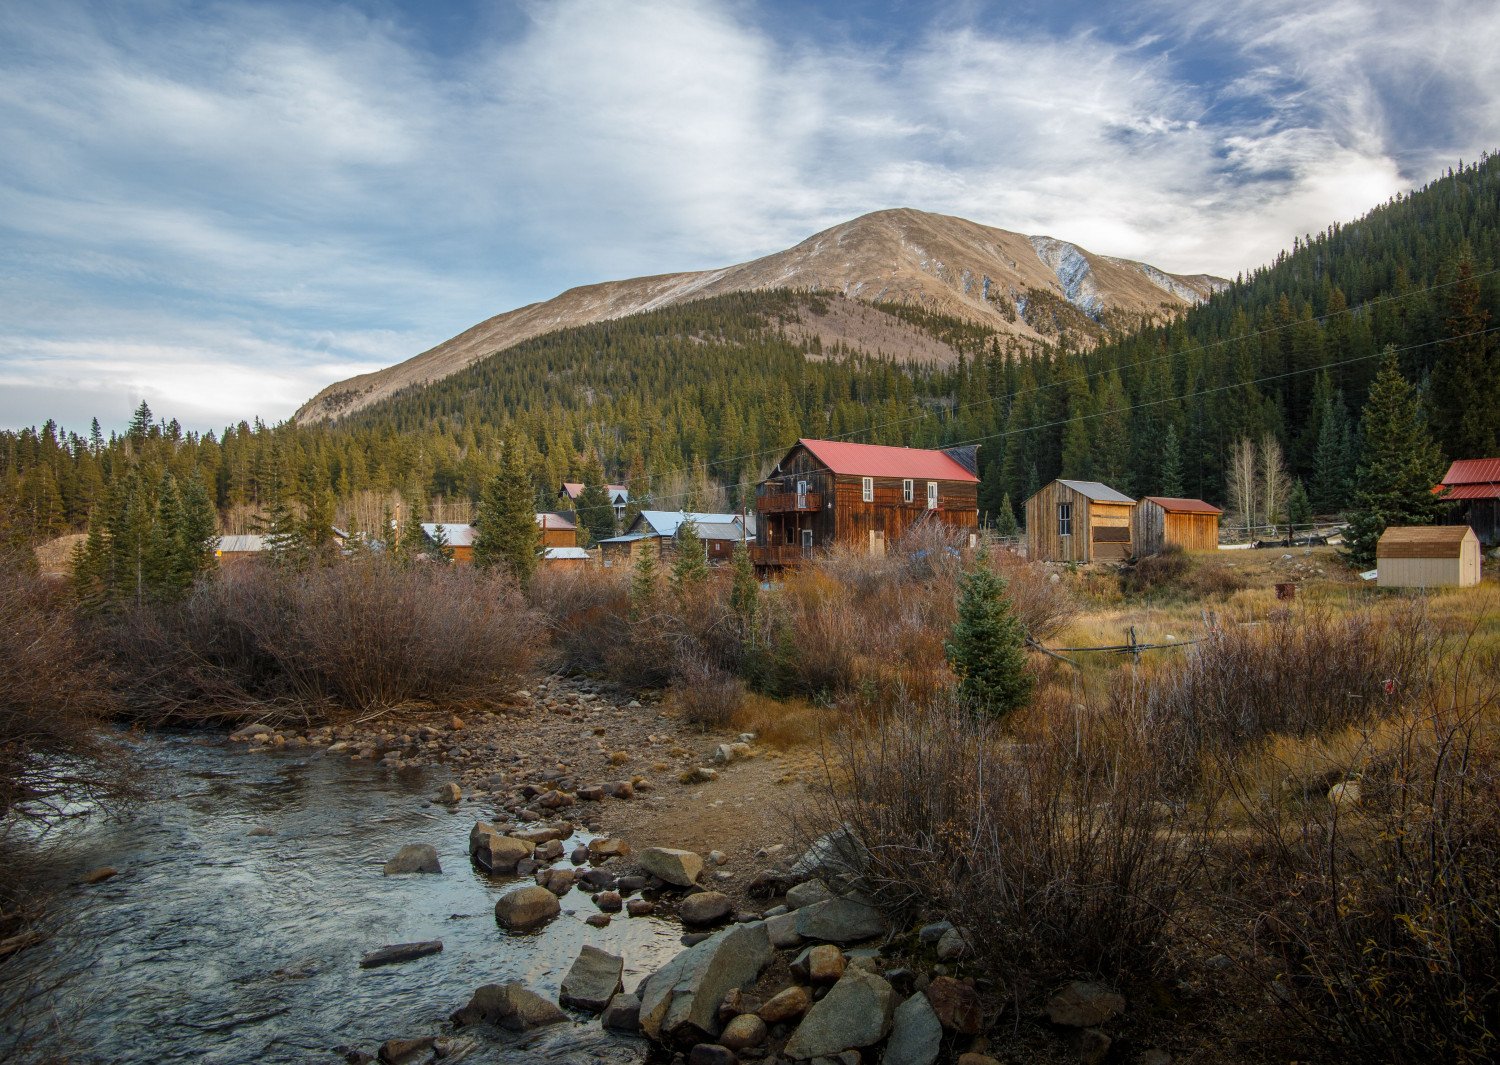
[1439,483,1500,500]
[1144,496,1223,514]
[794,439,979,482]
[1442,458,1500,485]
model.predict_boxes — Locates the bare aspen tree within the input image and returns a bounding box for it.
[1225,436,1258,538]
[1258,433,1291,531]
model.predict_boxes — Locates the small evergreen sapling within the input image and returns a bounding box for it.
[944,560,1033,719]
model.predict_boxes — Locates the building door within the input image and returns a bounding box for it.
[869,529,885,556]
[801,529,814,550]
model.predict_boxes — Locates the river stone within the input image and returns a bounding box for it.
[81,866,118,884]
[589,837,631,860]
[474,833,534,875]
[720,1013,767,1050]
[757,985,813,1024]
[640,847,704,887]
[383,844,441,876]
[451,982,567,1030]
[638,921,773,1044]
[884,991,943,1065]
[926,976,982,1035]
[680,891,733,926]
[790,943,846,983]
[602,992,641,1031]
[378,1036,435,1064]
[687,1046,735,1065]
[560,945,623,1012]
[785,878,833,910]
[495,885,561,931]
[1045,981,1126,1028]
[359,940,443,968]
[764,910,804,948]
[794,897,887,944]
[935,927,968,961]
[782,967,894,1059]
[789,828,866,882]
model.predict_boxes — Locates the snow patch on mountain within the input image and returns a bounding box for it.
[1028,236,1105,317]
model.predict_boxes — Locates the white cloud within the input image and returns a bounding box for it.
[2,0,1499,432]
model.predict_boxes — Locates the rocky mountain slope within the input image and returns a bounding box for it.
[298,208,1223,423]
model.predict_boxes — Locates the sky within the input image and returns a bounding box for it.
[2,1,1498,434]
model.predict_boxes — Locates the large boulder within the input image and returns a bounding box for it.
[560,945,624,1012]
[451,982,568,1030]
[794,896,887,944]
[1045,981,1126,1028]
[640,847,704,887]
[494,885,561,931]
[383,843,441,876]
[782,967,894,1059]
[789,827,867,882]
[785,878,833,910]
[679,891,733,926]
[470,824,534,874]
[359,940,443,968]
[884,991,943,1065]
[638,922,773,1045]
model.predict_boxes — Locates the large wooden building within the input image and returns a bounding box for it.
[1377,525,1481,588]
[598,511,754,567]
[1132,496,1223,554]
[1025,479,1136,562]
[1438,458,1500,545]
[751,438,980,568]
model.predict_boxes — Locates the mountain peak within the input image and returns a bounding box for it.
[296,210,1223,423]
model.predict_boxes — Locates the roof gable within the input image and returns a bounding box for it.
[791,438,979,483]
[1378,524,1476,558]
[1442,458,1500,485]
[421,523,477,547]
[632,511,748,538]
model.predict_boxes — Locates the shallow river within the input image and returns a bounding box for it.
[6,733,685,1064]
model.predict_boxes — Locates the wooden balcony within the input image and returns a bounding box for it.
[750,543,812,567]
[757,491,822,514]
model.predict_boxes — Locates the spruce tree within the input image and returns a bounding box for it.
[1311,391,1355,511]
[729,538,758,633]
[575,453,617,543]
[1159,425,1185,497]
[1287,479,1312,526]
[994,493,1019,537]
[473,434,540,581]
[944,560,1033,719]
[1429,251,1497,457]
[176,473,220,587]
[629,543,659,621]
[670,518,709,593]
[1342,349,1449,567]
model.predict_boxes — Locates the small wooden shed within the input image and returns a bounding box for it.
[1377,525,1481,588]
[1025,479,1136,562]
[1133,497,1223,555]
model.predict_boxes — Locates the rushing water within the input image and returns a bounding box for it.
[5,733,685,1064]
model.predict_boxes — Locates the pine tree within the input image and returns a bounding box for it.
[729,538,757,633]
[473,434,540,581]
[1342,349,1449,567]
[670,518,709,593]
[1287,479,1312,526]
[629,544,659,621]
[1311,391,1355,512]
[994,493,1019,537]
[944,560,1033,719]
[253,440,303,567]
[575,453,617,543]
[1159,426,1185,497]
[1429,251,1497,457]
[176,473,220,587]
[127,401,153,443]
[300,464,339,565]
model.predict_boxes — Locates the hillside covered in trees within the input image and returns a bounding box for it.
[2,156,1497,552]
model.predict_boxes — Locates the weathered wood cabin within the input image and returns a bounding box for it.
[1025,479,1136,562]
[752,439,980,569]
[421,523,477,563]
[536,512,579,549]
[1377,525,1481,588]
[1438,458,1500,545]
[598,511,753,567]
[1132,496,1223,555]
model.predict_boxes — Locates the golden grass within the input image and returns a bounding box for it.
[731,692,827,750]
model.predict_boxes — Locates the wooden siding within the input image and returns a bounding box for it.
[1133,500,1220,554]
[1026,481,1136,562]
[1446,500,1499,545]
[1378,526,1480,588]
[540,527,577,549]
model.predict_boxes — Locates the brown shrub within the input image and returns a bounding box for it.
[0,571,126,832]
[670,650,745,728]
[108,559,541,722]
[817,689,1202,995]
[1120,546,1247,601]
[527,566,631,674]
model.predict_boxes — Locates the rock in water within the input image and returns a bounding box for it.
[782,967,895,1059]
[80,867,118,884]
[679,891,733,926]
[1045,981,1126,1028]
[640,847,705,887]
[884,992,943,1065]
[470,826,534,874]
[602,992,642,1031]
[359,941,443,968]
[383,844,441,875]
[793,896,887,943]
[451,982,568,1030]
[494,885,561,931]
[638,922,773,1044]
[560,945,623,1012]
[378,1036,436,1064]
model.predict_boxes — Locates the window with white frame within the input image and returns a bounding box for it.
[861,476,874,502]
[796,479,808,508]
[1058,502,1072,536]
[902,479,913,503]
[926,481,938,509]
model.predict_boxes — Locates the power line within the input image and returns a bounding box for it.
[633,263,1500,501]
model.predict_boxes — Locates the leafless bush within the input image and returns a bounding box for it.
[670,650,745,728]
[107,560,541,722]
[1142,605,1427,788]
[1120,546,1246,601]
[818,688,1202,996]
[0,571,127,833]
[1218,647,1500,1063]
[526,566,631,674]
